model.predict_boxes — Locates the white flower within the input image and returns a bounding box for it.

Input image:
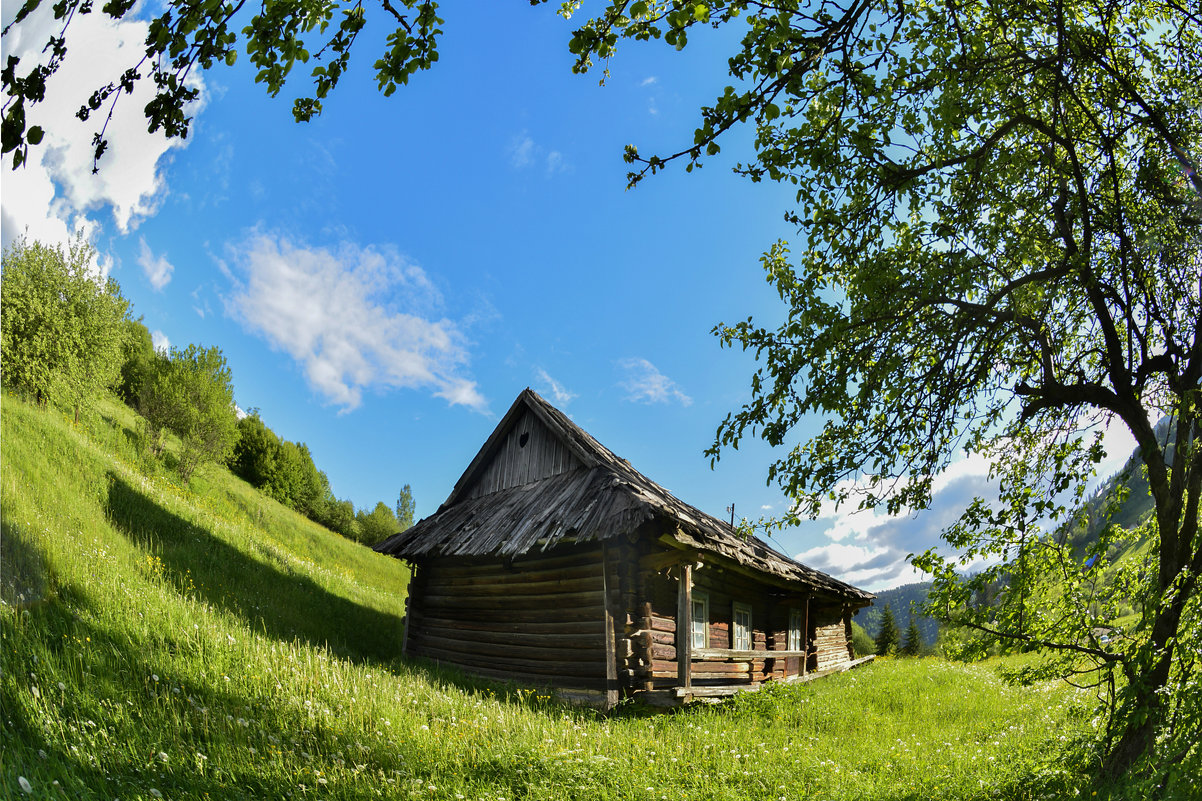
[149,790,163,799]
[18,776,32,794]
[158,752,169,762]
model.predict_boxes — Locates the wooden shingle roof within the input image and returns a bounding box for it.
[375,389,873,604]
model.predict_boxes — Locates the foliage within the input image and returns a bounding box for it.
[0,236,129,419]
[139,343,239,482]
[2,0,445,170]
[356,500,400,546]
[900,617,923,658]
[850,619,874,659]
[117,317,159,406]
[396,483,415,531]
[875,604,898,657]
[562,0,1201,778]
[230,412,326,518]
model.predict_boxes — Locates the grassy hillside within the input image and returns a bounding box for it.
[3,393,1181,800]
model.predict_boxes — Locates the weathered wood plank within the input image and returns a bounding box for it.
[407,614,607,636]
[412,631,603,661]
[693,647,809,660]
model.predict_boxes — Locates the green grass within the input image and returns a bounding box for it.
[2,392,1168,800]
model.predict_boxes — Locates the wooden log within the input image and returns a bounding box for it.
[410,605,604,625]
[409,626,605,650]
[419,588,605,608]
[406,614,606,636]
[412,643,605,680]
[693,647,809,660]
[411,631,603,662]
[426,563,602,588]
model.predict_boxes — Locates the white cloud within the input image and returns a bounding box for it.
[618,358,692,406]
[535,368,577,406]
[223,231,486,413]
[1,6,203,248]
[508,131,569,175]
[640,76,658,87]
[151,330,170,354]
[137,237,174,291]
[509,133,536,169]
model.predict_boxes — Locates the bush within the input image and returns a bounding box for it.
[1,235,128,418]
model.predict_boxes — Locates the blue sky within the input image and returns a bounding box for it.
[1,2,1136,591]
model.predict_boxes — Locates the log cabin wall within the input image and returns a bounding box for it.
[404,545,610,699]
[811,604,853,670]
[463,409,582,501]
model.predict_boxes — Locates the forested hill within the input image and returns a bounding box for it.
[858,582,937,648]
[1061,420,1169,554]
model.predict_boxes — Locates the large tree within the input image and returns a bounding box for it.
[0,235,129,420]
[563,0,1200,784]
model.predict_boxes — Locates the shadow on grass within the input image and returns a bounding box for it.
[0,519,51,608]
[104,472,405,663]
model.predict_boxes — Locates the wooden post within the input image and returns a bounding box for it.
[802,594,810,676]
[676,563,693,689]
[401,562,418,657]
[601,544,620,708]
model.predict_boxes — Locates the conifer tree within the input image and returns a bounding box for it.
[901,617,923,657]
[875,606,899,657]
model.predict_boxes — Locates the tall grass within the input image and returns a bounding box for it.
[3,393,1179,800]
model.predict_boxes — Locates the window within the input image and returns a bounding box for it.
[733,603,752,651]
[788,608,804,652]
[691,592,709,649]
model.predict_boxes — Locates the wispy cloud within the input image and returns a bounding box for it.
[618,358,692,406]
[508,130,570,175]
[509,133,536,169]
[137,238,174,291]
[0,6,203,249]
[223,231,486,413]
[640,76,658,87]
[535,368,577,406]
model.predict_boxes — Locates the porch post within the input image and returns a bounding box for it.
[676,563,693,689]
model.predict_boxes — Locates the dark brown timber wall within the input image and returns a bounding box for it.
[405,546,609,692]
[812,605,853,668]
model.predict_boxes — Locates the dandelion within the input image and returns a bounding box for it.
[149,789,163,798]
[18,776,32,794]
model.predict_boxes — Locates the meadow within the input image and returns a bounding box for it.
[1,394,1125,800]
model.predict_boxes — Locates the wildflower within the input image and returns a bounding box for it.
[149,790,163,799]
[18,776,32,794]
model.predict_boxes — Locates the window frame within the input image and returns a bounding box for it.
[732,602,753,652]
[690,592,709,650]
[788,608,804,652]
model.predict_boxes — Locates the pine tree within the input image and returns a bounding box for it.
[900,617,923,657]
[875,606,899,656]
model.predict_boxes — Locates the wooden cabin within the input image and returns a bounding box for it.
[375,389,874,708]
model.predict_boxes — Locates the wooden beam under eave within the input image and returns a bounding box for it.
[677,562,693,689]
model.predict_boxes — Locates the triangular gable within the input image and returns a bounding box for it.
[445,389,588,506]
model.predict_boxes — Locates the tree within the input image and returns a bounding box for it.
[563,0,1199,782]
[118,317,159,406]
[356,501,399,546]
[875,605,898,657]
[1,236,129,420]
[396,484,415,531]
[900,617,923,658]
[140,344,239,482]
[2,0,446,170]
